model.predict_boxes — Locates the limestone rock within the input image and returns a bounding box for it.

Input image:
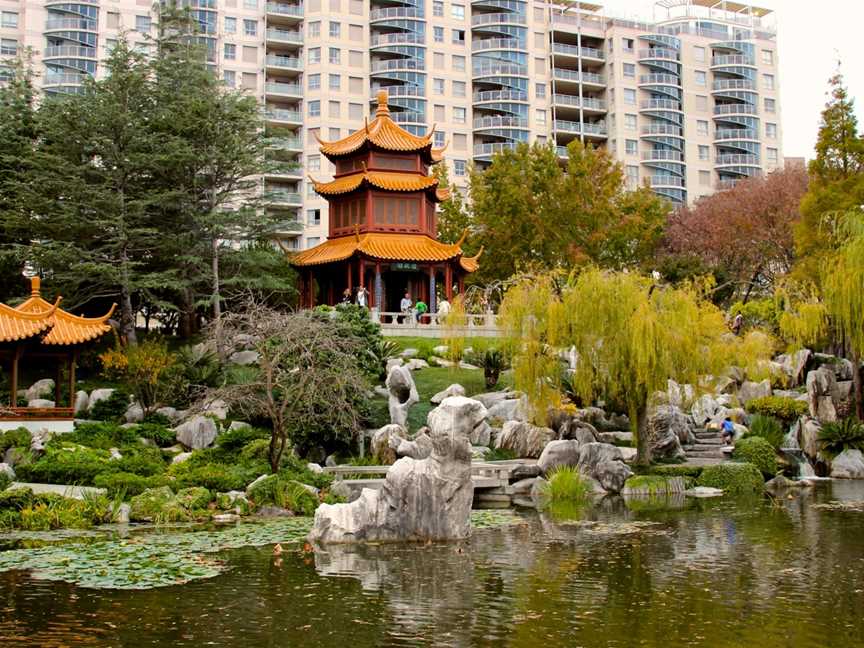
[487,396,529,423]
[125,403,144,424]
[739,379,772,404]
[576,442,633,494]
[472,391,512,409]
[88,388,115,410]
[691,394,721,427]
[470,446,491,460]
[307,462,324,474]
[371,424,406,464]
[27,399,55,408]
[228,350,260,366]
[432,345,449,356]
[308,396,486,544]
[213,513,241,523]
[0,462,15,481]
[574,407,630,432]
[30,428,55,452]
[172,452,193,465]
[155,406,181,423]
[245,474,270,495]
[469,420,492,447]
[400,348,418,359]
[385,358,404,373]
[385,365,419,428]
[537,440,580,475]
[396,432,433,460]
[404,358,429,371]
[684,487,724,498]
[597,431,633,444]
[4,447,27,467]
[667,379,696,409]
[510,477,537,495]
[330,480,352,500]
[108,447,123,461]
[494,421,555,458]
[530,476,549,504]
[228,420,252,432]
[430,383,466,404]
[649,405,696,447]
[202,398,229,420]
[807,366,838,423]
[115,503,131,524]
[650,427,686,461]
[174,415,219,450]
[511,464,542,480]
[831,449,864,479]
[559,418,599,445]
[26,379,55,402]
[73,391,89,414]
[777,349,812,387]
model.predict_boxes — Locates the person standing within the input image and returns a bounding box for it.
[356,286,368,308]
[415,298,428,324]
[341,288,352,304]
[732,312,744,336]
[400,292,412,324]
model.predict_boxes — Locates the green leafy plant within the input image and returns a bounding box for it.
[99,338,181,416]
[15,443,113,485]
[647,464,703,479]
[467,347,509,389]
[746,396,808,422]
[136,423,177,447]
[697,463,765,493]
[484,447,518,462]
[94,472,169,498]
[176,344,222,391]
[65,422,140,449]
[818,418,864,459]
[745,414,786,450]
[89,391,131,423]
[733,436,778,477]
[245,474,318,515]
[369,338,400,380]
[0,427,30,452]
[541,466,591,502]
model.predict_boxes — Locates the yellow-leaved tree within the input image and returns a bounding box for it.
[499,268,774,466]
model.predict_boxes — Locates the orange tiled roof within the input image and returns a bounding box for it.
[311,170,439,196]
[11,277,115,346]
[0,302,56,343]
[317,91,436,159]
[289,232,477,272]
[459,246,484,273]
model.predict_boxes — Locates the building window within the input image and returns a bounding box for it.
[622,38,634,52]
[433,26,443,43]
[625,139,637,155]
[0,38,17,55]
[767,147,778,163]
[763,74,775,90]
[349,76,363,92]
[698,145,710,161]
[433,78,444,95]
[329,127,340,140]
[625,165,639,188]
[453,107,466,124]
[452,29,465,44]
[308,21,320,38]
[329,73,340,90]
[222,70,236,87]
[243,19,257,36]
[454,160,466,176]
[762,49,774,65]
[695,70,706,86]
[308,73,320,90]
[765,98,776,113]
[697,120,709,136]
[329,21,341,38]
[244,0,258,9]
[329,47,340,64]
[308,155,321,171]
[453,55,465,71]
[535,82,546,98]
[434,131,445,147]
[224,43,236,60]
[1,11,18,28]
[433,0,444,17]
[433,52,445,70]
[135,15,151,32]
[451,4,465,19]
[242,72,257,89]
[453,81,466,97]
[242,45,257,63]
[434,104,445,121]
[307,209,321,226]
[349,24,362,41]
[766,122,777,138]
[308,100,320,117]
[623,63,635,78]
[329,101,340,118]
[306,237,321,248]
[349,103,363,119]
[624,114,637,131]
[535,109,546,125]
[699,170,711,186]
[623,88,636,105]
[308,47,320,64]
[224,16,236,33]
[694,46,705,63]
[695,95,708,112]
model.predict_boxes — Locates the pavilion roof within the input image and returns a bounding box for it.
[310,169,447,201]
[316,91,445,163]
[0,302,57,343]
[7,277,115,346]
[289,232,477,271]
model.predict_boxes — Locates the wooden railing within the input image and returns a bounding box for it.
[0,407,75,421]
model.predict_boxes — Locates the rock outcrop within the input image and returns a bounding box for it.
[831,449,864,479]
[430,383,466,404]
[174,415,219,450]
[494,422,555,458]
[309,396,487,544]
[385,365,420,427]
[537,440,580,475]
[576,442,633,494]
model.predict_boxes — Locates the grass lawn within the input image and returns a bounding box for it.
[369,366,512,432]
[386,336,502,356]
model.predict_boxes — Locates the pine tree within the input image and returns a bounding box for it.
[810,70,864,183]
[432,163,472,245]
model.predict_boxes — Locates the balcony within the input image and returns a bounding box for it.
[471,12,527,26]
[641,124,683,137]
[715,154,760,166]
[265,3,303,18]
[472,62,527,78]
[473,89,528,103]
[265,55,302,72]
[266,190,303,206]
[264,107,303,124]
[553,68,604,85]
[271,219,304,236]
[555,120,607,136]
[371,85,425,100]
[266,28,303,44]
[712,79,756,92]
[45,17,97,31]
[473,116,528,130]
[639,73,681,87]
[43,72,88,87]
[640,99,681,112]
[649,175,685,188]
[265,162,303,178]
[266,136,303,151]
[713,103,758,116]
[642,150,684,162]
[553,94,606,112]
[471,38,525,52]
[637,48,679,61]
[714,129,758,141]
[371,32,424,47]
[473,142,519,158]
[43,45,97,59]
[391,111,426,124]
[370,6,424,21]
[372,58,425,73]
[552,43,604,60]
[265,82,302,99]
[711,55,755,67]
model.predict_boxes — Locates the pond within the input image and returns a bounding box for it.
[1,482,864,647]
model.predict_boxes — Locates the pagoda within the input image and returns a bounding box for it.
[0,276,115,429]
[288,91,480,313]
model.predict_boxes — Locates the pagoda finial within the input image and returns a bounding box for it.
[376,90,390,117]
[455,228,469,247]
[30,275,41,297]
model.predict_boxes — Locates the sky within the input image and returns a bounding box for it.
[600,0,864,160]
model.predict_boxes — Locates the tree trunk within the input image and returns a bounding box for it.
[211,236,225,361]
[635,404,651,467]
[852,350,863,421]
[269,427,288,473]
[178,288,196,339]
[119,281,137,346]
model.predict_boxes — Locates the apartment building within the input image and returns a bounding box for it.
[0,0,782,249]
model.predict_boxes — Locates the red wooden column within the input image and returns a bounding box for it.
[445,264,453,301]
[457,274,464,297]
[346,260,353,292]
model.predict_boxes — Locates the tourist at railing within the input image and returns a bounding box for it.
[399,292,413,324]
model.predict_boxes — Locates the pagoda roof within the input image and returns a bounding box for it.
[316,91,446,163]
[310,169,448,201]
[0,302,57,343]
[289,232,478,272]
[4,277,116,346]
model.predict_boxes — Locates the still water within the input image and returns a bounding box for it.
[1,481,864,647]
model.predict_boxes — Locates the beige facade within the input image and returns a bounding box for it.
[1,0,781,249]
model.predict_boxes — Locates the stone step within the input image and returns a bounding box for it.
[685,450,727,459]
[694,431,723,440]
[685,440,724,449]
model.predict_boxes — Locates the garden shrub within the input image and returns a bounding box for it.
[0,489,110,531]
[246,474,318,515]
[239,438,271,465]
[648,465,703,479]
[176,486,212,510]
[484,447,518,462]
[624,475,683,495]
[65,422,140,449]
[733,436,778,476]
[216,426,270,453]
[129,486,185,522]
[113,446,167,477]
[168,461,262,492]
[0,472,9,491]
[745,414,786,450]
[16,443,112,485]
[697,463,764,494]
[729,298,780,335]
[89,390,131,422]
[0,427,31,452]
[99,338,181,416]
[818,418,864,459]
[279,455,333,490]
[93,472,168,498]
[542,466,591,501]
[136,423,177,447]
[746,396,808,422]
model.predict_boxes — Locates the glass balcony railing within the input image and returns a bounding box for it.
[45,17,97,30]
[552,43,604,59]
[371,58,425,72]
[642,150,684,162]
[266,55,302,70]
[266,136,303,150]
[640,99,681,111]
[473,89,528,102]
[473,116,528,129]
[265,108,303,122]
[711,55,755,67]
[267,162,303,176]
[553,68,604,84]
[371,32,424,46]
[553,94,606,111]
[471,38,525,51]
[639,73,681,86]
[637,48,679,61]
[714,129,758,140]
[44,45,97,58]
[649,175,685,187]
[715,154,760,166]
[713,79,756,92]
[471,12,527,26]
[44,72,88,85]
[371,85,425,99]
[474,142,519,156]
[713,103,758,116]
[472,62,527,77]
[266,190,303,204]
[265,82,302,96]
[390,111,426,124]
[266,28,303,43]
[265,3,303,16]
[554,119,607,135]
[370,6,424,20]
[641,124,683,137]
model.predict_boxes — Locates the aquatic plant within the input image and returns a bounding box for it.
[543,466,592,502]
[647,465,703,479]
[697,463,764,494]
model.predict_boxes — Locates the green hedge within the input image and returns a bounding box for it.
[648,465,704,479]
[733,436,778,476]
[746,396,808,422]
[697,463,764,494]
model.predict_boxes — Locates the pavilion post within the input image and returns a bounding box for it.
[68,350,77,408]
[428,267,437,314]
[374,262,383,311]
[445,265,453,301]
[458,275,464,297]
[55,358,63,405]
[10,347,20,408]
[346,261,353,292]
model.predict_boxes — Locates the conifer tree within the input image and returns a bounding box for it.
[433,163,472,245]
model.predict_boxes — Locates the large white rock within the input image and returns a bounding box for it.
[174,415,219,450]
[88,388,115,410]
[309,396,487,544]
[691,394,721,427]
[494,421,555,458]
[125,403,144,424]
[537,440,581,475]
[807,366,838,423]
[228,350,260,366]
[27,399,55,408]
[576,442,633,494]
[385,365,420,428]
[430,383,466,404]
[830,449,864,479]
[738,379,772,405]
[371,424,406,464]
[649,405,695,448]
[156,406,181,423]
[202,398,229,420]
[469,420,492,447]
[73,391,89,414]
[487,396,528,423]
[403,358,429,371]
[26,379,55,402]
[0,462,15,481]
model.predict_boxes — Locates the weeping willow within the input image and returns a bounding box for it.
[500,267,775,465]
[442,295,467,365]
[776,280,830,350]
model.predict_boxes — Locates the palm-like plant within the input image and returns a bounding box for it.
[818,418,864,459]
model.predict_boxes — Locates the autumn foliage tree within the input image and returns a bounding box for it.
[664,165,808,304]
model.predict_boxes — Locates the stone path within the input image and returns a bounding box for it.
[682,429,731,465]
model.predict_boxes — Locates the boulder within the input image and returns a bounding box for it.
[396,432,433,460]
[404,359,429,371]
[470,446,491,460]
[174,415,219,450]
[373,385,390,399]
[27,399,55,409]
[202,398,229,420]
[213,513,241,523]
[834,381,856,419]
[806,366,838,423]
[432,345,449,356]
[574,406,630,432]
[115,503,131,524]
[650,427,686,461]
[245,474,270,495]
[469,420,492,447]
[228,350,260,366]
[559,418,599,444]
[530,476,549,504]
[684,487,724,498]
[156,406,181,423]
[649,405,696,446]
[510,477,537,495]
[714,376,737,395]
[325,454,338,468]
[30,428,55,452]
[73,391,89,415]
[739,379,772,404]
[4,447,27,467]
[597,431,633,444]
[400,348,418,359]
[0,462,15,482]
[576,442,633,494]
[777,349,812,388]
[471,391,512,409]
[88,388,115,410]
[667,380,696,409]
[691,394,721,427]
[385,365,420,428]
[511,464,543,480]
[371,424,406,464]
[124,403,144,424]
[108,447,123,461]
[430,383,466,404]
[228,420,252,432]
[26,378,55,402]
[487,396,528,423]
[830,449,864,479]
[307,462,324,474]
[537,440,581,475]
[309,396,486,543]
[129,486,176,521]
[330,480,352,500]
[171,452,193,465]
[494,421,555,458]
